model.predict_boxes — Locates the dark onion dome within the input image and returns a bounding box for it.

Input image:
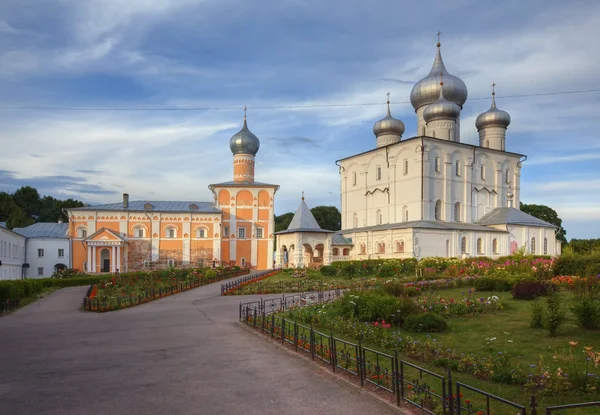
[410,42,468,110]
[373,99,405,137]
[229,115,260,156]
[423,79,461,123]
[475,86,511,130]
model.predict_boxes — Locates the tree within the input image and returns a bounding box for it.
[566,239,600,254]
[275,212,294,232]
[0,193,33,228]
[12,186,41,220]
[520,202,567,244]
[310,206,341,231]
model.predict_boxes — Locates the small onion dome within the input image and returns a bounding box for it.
[229,115,260,156]
[475,88,511,130]
[423,81,461,123]
[373,100,405,137]
[410,42,468,110]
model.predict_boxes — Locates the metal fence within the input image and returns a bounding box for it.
[239,296,600,415]
[221,269,280,295]
[1,298,20,315]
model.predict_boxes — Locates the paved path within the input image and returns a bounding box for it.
[0,277,401,415]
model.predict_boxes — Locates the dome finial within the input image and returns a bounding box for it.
[436,30,441,48]
[386,92,391,115]
[301,191,305,201]
[491,82,497,108]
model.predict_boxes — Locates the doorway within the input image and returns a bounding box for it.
[100,248,110,272]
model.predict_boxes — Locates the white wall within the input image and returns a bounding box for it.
[0,226,26,280]
[24,239,71,278]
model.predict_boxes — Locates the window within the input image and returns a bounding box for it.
[434,200,442,221]
[353,172,357,186]
[167,259,175,267]
[38,249,44,258]
[403,159,408,175]
[84,262,87,272]
[531,237,536,254]
[404,208,409,222]
[241,258,246,267]
[505,169,511,184]
[376,209,382,225]
[332,248,339,256]
[137,229,143,238]
[360,244,366,255]
[477,238,483,254]
[77,227,88,238]
[376,165,382,180]
[343,248,350,256]
[197,228,206,238]
[378,243,385,254]
[435,157,440,173]
[454,202,461,222]
[493,239,498,254]
[455,161,461,177]
[58,249,64,258]
[461,237,467,254]
[38,267,44,276]
[168,229,175,238]
[82,229,87,238]
[544,238,548,255]
[238,227,246,239]
[256,227,264,239]
[224,227,229,237]
[396,241,405,253]
[481,165,486,180]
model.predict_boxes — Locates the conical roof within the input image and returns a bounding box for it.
[287,199,321,231]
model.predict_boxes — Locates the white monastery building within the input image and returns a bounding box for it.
[13,222,70,278]
[275,40,560,267]
[0,222,26,280]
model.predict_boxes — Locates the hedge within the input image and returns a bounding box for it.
[553,252,600,277]
[0,276,106,302]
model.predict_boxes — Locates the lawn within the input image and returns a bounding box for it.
[276,285,600,414]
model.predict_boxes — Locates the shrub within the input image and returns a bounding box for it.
[554,252,600,277]
[545,291,565,336]
[530,301,544,328]
[320,265,337,277]
[404,313,448,332]
[570,299,600,329]
[380,281,405,297]
[474,277,513,292]
[51,268,88,279]
[338,290,420,325]
[512,281,550,300]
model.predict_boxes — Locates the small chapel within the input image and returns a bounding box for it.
[275,39,560,267]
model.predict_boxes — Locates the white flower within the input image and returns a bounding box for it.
[508,340,513,343]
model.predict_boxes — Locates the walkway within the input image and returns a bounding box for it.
[0,276,401,415]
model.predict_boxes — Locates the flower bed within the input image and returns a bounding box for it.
[84,266,249,312]
[221,270,281,295]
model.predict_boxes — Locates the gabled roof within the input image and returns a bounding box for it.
[69,201,220,214]
[13,223,68,239]
[476,207,557,228]
[332,233,353,245]
[339,220,507,234]
[85,227,125,241]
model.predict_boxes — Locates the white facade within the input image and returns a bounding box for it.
[23,238,70,278]
[0,222,26,280]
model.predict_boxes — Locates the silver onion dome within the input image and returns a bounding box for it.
[423,79,461,123]
[229,113,260,156]
[410,42,468,110]
[373,99,405,137]
[475,86,511,130]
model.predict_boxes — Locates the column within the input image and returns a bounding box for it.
[117,245,121,272]
[112,246,116,272]
[92,246,96,272]
[87,245,91,272]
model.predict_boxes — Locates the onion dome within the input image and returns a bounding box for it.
[475,84,511,130]
[423,77,461,123]
[373,96,405,138]
[410,40,468,110]
[229,108,260,156]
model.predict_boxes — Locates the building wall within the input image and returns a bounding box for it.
[508,225,558,256]
[24,239,70,278]
[0,226,25,280]
[338,137,522,230]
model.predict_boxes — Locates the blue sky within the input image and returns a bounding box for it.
[0,0,599,239]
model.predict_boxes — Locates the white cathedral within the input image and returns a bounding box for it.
[275,40,560,268]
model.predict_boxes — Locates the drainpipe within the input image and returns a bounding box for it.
[61,208,73,270]
[419,137,424,220]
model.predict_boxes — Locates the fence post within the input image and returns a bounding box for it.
[239,302,242,322]
[271,314,275,338]
[310,325,315,360]
[358,341,364,387]
[330,330,336,372]
[281,317,285,344]
[294,320,298,352]
[447,369,454,415]
[530,395,537,415]
[394,351,401,407]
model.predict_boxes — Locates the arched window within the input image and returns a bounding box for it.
[434,200,442,221]
[376,209,382,225]
[544,238,548,255]
[376,166,382,180]
[353,172,357,186]
[477,238,483,254]
[505,169,511,184]
[360,244,366,255]
[241,258,246,267]
[353,213,358,228]
[332,248,339,256]
[396,241,405,253]
[133,225,145,238]
[343,248,350,256]
[446,240,450,257]
[461,237,467,254]
[165,226,177,238]
[402,205,408,222]
[531,237,536,254]
[403,159,409,175]
[481,164,486,180]
[378,243,385,254]
[454,202,461,222]
[492,238,498,254]
[77,226,88,238]
[434,157,440,173]
[455,160,461,177]
[196,227,206,238]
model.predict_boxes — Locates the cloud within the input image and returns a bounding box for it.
[527,152,600,166]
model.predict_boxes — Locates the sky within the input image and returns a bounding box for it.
[0,0,599,239]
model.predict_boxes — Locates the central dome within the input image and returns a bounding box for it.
[410,43,468,110]
[229,117,260,156]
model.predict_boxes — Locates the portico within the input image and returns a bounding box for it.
[85,228,124,273]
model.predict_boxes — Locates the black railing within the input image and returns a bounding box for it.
[1,298,20,315]
[239,295,600,415]
[221,270,278,295]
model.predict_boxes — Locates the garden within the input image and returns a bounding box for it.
[249,251,600,413]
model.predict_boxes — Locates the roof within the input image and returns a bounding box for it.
[332,233,353,245]
[209,180,279,188]
[69,201,221,214]
[339,220,507,234]
[276,199,337,235]
[13,223,69,238]
[476,207,557,228]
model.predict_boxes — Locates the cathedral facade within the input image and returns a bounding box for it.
[275,40,560,267]
[66,115,278,272]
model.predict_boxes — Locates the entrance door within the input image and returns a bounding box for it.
[100,249,110,272]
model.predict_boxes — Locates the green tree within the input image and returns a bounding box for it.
[0,193,33,228]
[275,212,294,232]
[310,205,341,231]
[520,202,567,244]
[566,238,600,254]
[12,186,41,220]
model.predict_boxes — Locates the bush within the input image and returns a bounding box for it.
[0,275,105,301]
[404,313,448,332]
[554,252,600,277]
[338,290,420,325]
[570,299,600,329]
[530,301,544,328]
[512,281,550,300]
[380,281,406,297]
[320,265,337,277]
[545,291,565,336]
[474,277,513,292]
